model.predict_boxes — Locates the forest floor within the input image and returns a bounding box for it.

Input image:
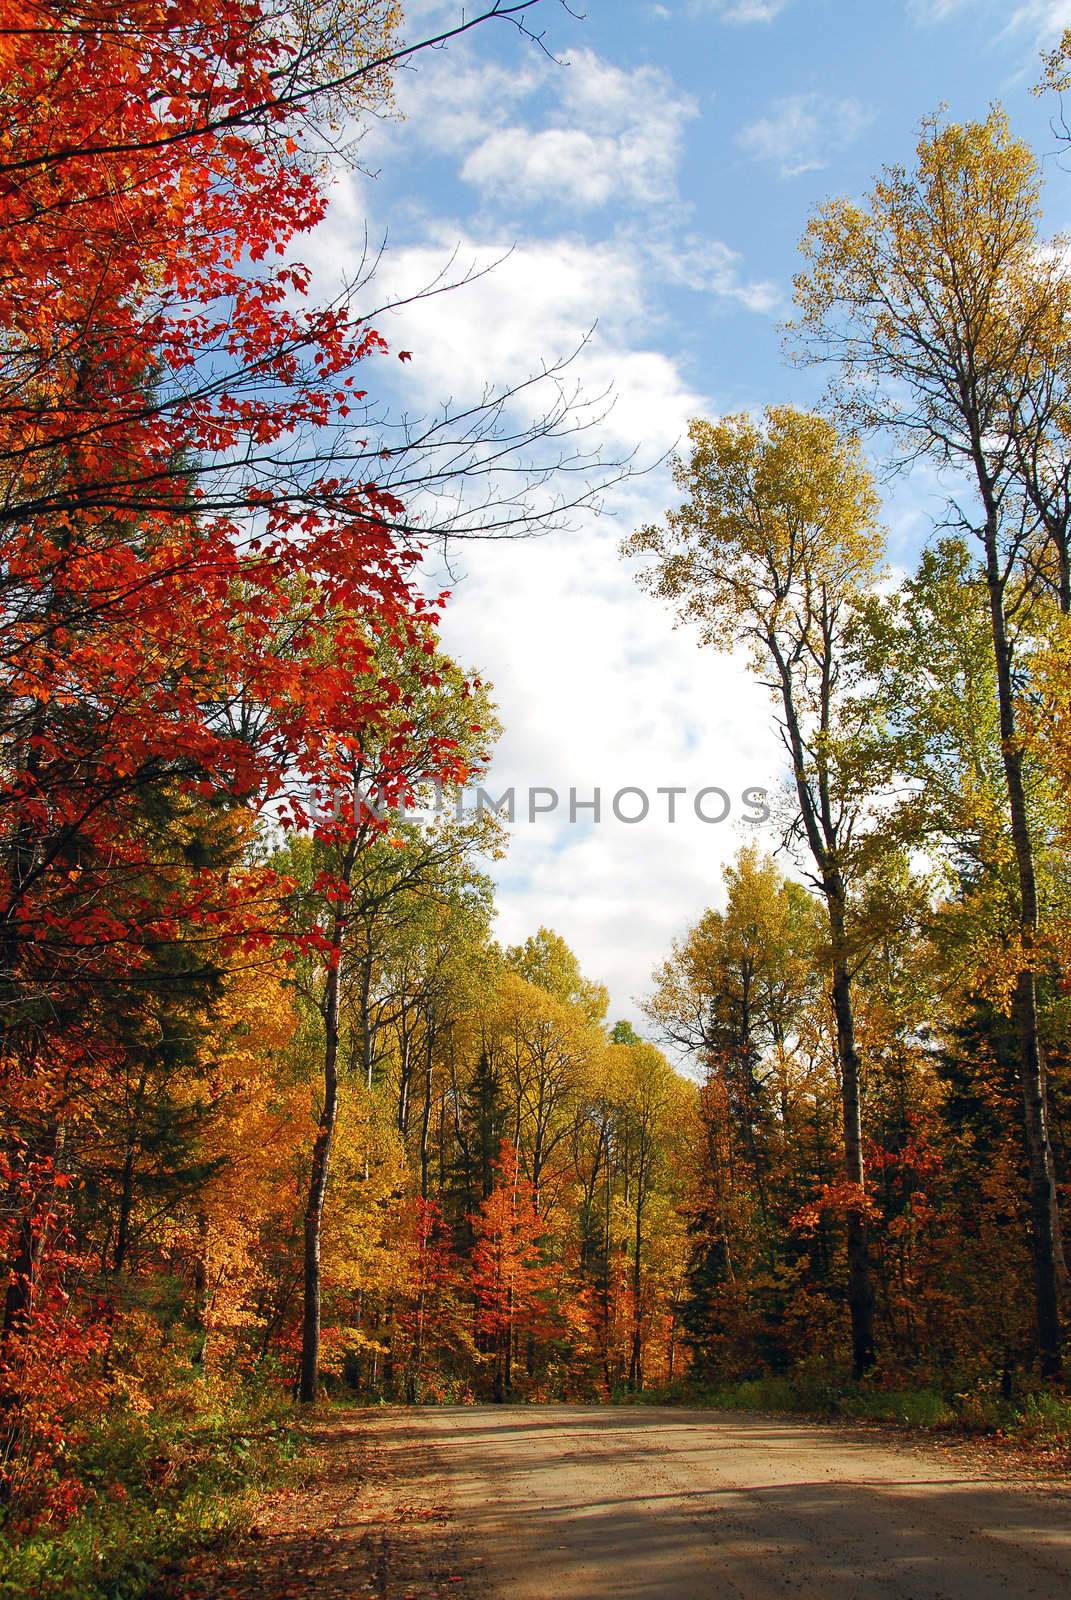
[153,1404,1071,1600]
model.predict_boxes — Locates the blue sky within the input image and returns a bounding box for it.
[306,0,1071,1029]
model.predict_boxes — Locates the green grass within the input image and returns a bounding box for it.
[0,1376,301,1600]
[623,1372,1071,1451]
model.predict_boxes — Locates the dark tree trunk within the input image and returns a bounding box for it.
[419,1027,434,1201]
[772,626,877,1378]
[983,532,1065,1375]
[829,903,875,1379]
[112,1065,149,1280]
[299,916,344,1404]
[628,1205,644,1392]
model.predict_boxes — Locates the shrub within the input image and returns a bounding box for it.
[0,1372,298,1600]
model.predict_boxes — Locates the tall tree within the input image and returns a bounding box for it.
[626,406,885,1376]
[794,111,1069,1374]
[289,635,498,1402]
[646,848,830,1364]
[470,1143,556,1401]
[611,1038,684,1392]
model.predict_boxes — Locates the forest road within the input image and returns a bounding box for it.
[156,1403,1071,1600]
[391,1404,1071,1600]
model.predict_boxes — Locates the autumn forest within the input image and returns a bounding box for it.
[4,4,1071,1596]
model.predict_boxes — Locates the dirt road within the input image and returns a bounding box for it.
[161,1405,1071,1600]
[385,1405,1071,1600]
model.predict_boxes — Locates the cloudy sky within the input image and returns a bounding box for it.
[309,0,1071,1029]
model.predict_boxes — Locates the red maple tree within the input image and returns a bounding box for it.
[470,1143,557,1400]
[0,2,450,1499]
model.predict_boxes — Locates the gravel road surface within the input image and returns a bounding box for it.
[396,1404,1071,1600]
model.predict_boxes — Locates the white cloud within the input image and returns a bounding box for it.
[645,233,782,313]
[738,93,874,178]
[461,123,663,208]
[908,0,1071,39]
[349,227,776,446]
[1010,0,1071,37]
[693,0,792,20]
[367,230,697,451]
[362,44,776,305]
[312,225,786,1023]
[436,506,783,1032]
[389,56,540,157]
[432,49,699,211]
[292,32,788,1024]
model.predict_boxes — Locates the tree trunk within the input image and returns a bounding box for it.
[299,919,344,1403]
[112,1065,150,1280]
[503,1283,514,1399]
[828,903,875,1380]
[191,1211,211,1369]
[359,947,374,1090]
[396,1026,412,1136]
[984,537,1065,1375]
[737,970,772,1256]
[628,1180,645,1392]
[773,630,877,1379]
[419,1027,434,1201]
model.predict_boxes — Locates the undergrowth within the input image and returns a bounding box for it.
[0,1373,300,1600]
[624,1370,1071,1454]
